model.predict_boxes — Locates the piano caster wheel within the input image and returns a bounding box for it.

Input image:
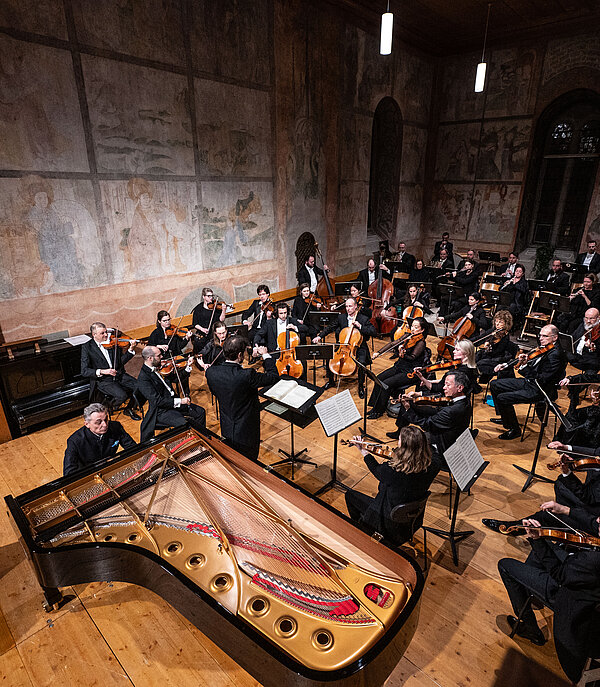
[42,600,59,613]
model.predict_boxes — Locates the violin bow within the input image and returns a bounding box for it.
[167,351,186,398]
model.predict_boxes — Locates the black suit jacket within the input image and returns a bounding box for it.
[519,345,567,396]
[63,423,136,476]
[321,311,376,352]
[296,264,324,288]
[256,317,308,352]
[395,252,416,273]
[357,266,383,294]
[576,252,600,273]
[136,363,180,441]
[433,240,453,259]
[81,339,134,394]
[405,396,472,455]
[567,323,600,371]
[544,271,571,295]
[206,357,279,458]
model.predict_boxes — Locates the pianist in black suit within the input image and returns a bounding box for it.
[63,403,136,476]
[576,239,600,274]
[206,335,279,460]
[136,346,206,443]
[81,322,141,420]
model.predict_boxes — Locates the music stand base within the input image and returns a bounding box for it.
[314,475,349,496]
[422,526,473,566]
[272,447,317,469]
[513,463,553,492]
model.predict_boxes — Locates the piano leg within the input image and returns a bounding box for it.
[41,585,64,612]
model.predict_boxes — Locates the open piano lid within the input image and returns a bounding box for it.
[6,429,423,687]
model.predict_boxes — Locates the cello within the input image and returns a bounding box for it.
[369,256,397,335]
[329,322,362,377]
[275,328,303,378]
[437,312,476,361]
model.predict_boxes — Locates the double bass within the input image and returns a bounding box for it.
[314,243,342,309]
[369,257,397,335]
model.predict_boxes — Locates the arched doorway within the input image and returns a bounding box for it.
[516,89,600,254]
[368,98,403,246]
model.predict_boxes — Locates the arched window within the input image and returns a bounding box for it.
[368,98,403,245]
[517,90,600,252]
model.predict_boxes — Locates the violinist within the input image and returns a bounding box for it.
[358,257,390,294]
[197,322,228,369]
[146,311,194,396]
[291,283,323,342]
[349,284,371,318]
[490,324,566,440]
[136,346,206,443]
[81,322,141,420]
[476,310,518,384]
[497,515,600,682]
[563,308,600,412]
[558,274,600,334]
[313,297,376,397]
[191,287,226,352]
[438,291,488,338]
[367,317,428,419]
[344,426,437,546]
[296,254,326,293]
[242,284,274,345]
[387,370,472,460]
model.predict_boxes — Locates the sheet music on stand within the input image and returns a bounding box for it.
[443,429,488,492]
[316,389,362,437]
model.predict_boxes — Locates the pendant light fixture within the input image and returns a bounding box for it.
[380,1,393,56]
[474,3,492,92]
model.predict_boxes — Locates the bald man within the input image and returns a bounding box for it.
[490,324,567,440]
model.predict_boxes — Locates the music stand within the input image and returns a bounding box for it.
[558,332,574,355]
[537,291,570,316]
[484,275,506,286]
[423,429,489,566]
[527,279,547,293]
[335,281,361,296]
[260,377,324,480]
[350,354,388,444]
[295,344,334,386]
[478,251,502,263]
[314,389,362,495]
[406,281,433,292]
[225,323,249,340]
[308,311,339,332]
[564,262,589,276]
[437,284,464,330]
[513,381,576,492]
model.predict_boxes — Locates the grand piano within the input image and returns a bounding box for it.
[6,428,423,686]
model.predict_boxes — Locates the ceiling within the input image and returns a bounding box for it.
[331,0,600,56]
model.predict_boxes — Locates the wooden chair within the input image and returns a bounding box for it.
[520,290,557,339]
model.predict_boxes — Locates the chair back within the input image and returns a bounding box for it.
[389,491,430,539]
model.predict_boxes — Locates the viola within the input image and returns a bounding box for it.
[101,335,140,349]
[437,312,476,361]
[406,359,461,379]
[275,327,303,378]
[341,438,395,460]
[369,256,397,335]
[499,525,600,550]
[329,322,363,377]
[159,355,190,376]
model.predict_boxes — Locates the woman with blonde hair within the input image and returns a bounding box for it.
[410,338,480,396]
[477,309,519,384]
[345,425,437,545]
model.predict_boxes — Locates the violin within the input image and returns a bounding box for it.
[341,438,395,460]
[437,311,477,361]
[514,342,555,369]
[547,451,600,471]
[406,359,461,379]
[376,331,423,358]
[159,355,191,376]
[499,524,600,550]
[164,326,192,338]
[275,328,303,378]
[261,298,275,315]
[101,334,140,349]
[413,394,452,406]
[329,322,363,377]
[369,256,397,335]
[584,322,600,352]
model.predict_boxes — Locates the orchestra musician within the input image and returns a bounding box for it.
[191,287,226,352]
[497,251,519,278]
[147,310,194,396]
[557,273,600,334]
[358,257,391,294]
[197,321,228,369]
[296,254,327,292]
[387,370,472,465]
[63,403,136,476]
[313,296,376,397]
[408,258,431,284]
[456,249,479,272]
[136,346,206,443]
[476,310,518,384]
[402,285,431,316]
[497,518,600,683]
[255,301,308,355]
[544,258,571,296]
[489,324,566,440]
[206,335,279,460]
[348,283,372,318]
[500,264,530,325]
[367,317,429,420]
[432,232,453,261]
[438,292,488,339]
[576,238,600,274]
[291,282,323,342]
[242,284,274,345]
[433,247,454,271]
[81,322,141,421]
[560,308,600,413]
[345,426,437,545]
[395,241,416,272]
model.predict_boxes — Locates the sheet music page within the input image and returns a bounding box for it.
[64,334,91,346]
[316,389,362,437]
[264,379,316,409]
[443,429,485,492]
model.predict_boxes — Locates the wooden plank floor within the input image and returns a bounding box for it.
[0,338,574,687]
